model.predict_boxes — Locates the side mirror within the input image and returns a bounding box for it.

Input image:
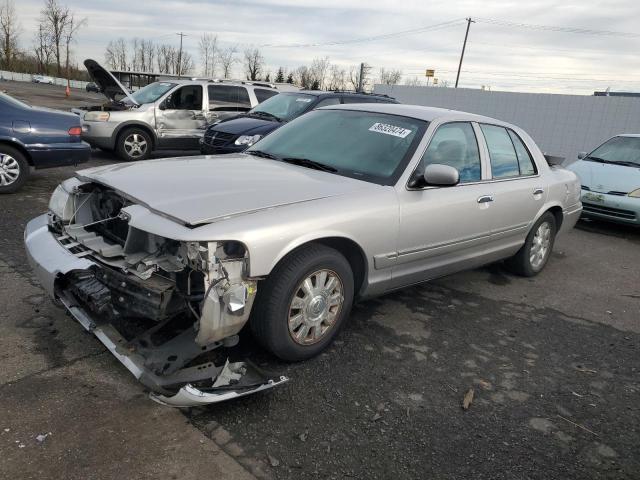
[577,151,587,159]
[424,164,460,186]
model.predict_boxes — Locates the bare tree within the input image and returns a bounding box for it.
[199,33,218,77]
[176,50,193,75]
[41,0,71,77]
[0,0,19,70]
[34,24,53,73]
[219,46,237,78]
[156,44,175,73]
[379,67,402,85]
[243,47,264,81]
[310,56,330,90]
[63,14,86,82]
[293,65,311,88]
[327,64,346,91]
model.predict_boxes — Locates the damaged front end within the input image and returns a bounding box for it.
[26,179,287,407]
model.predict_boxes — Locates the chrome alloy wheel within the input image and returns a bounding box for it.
[123,133,148,158]
[530,222,552,270]
[288,269,344,345]
[0,154,20,186]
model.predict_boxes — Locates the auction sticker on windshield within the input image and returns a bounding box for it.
[369,122,412,138]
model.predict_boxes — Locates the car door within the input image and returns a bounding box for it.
[156,84,205,149]
[392,121,497,288]
[477,124,545,250]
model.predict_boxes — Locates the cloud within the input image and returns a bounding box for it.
[12,0,640,93]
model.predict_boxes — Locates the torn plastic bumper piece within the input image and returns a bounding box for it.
[151,360,289,407]
[58,293,289,407]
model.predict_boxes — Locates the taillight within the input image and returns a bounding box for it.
[68,126,82,136]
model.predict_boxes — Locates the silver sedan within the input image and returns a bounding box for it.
[24,104,582,406]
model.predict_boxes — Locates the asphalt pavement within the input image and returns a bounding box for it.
[0,81,638,479]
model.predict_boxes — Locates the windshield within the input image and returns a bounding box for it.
[0,92,30,109]
[246,109,427,184]
[130,82,176,104]
[250,93,317,121]
[587,136,640,167]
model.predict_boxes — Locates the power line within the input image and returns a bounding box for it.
[475,18,640,39]
[260,18,465,48]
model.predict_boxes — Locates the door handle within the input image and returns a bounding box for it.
[533,187,544,196]
[477,195,494,204]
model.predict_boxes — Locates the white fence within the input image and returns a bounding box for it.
[374,84,640,162]
[0,70,89,89]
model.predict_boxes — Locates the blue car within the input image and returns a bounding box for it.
[0,91,90,193]
[568,134,640,226]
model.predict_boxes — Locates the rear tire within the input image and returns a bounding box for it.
[505,212,557,277]
[0,146,29,194]
[116,127,152,161]
[250,244,354,362]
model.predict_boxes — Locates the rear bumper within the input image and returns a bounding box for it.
[560,202,583,234]
[28,142,91,169]
[580,191,640,225]
[24,214,288,407]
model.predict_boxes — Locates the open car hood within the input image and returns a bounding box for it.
[84,58,139,106]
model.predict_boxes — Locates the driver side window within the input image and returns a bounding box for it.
[419,122,481,184]
[164,85,203,110]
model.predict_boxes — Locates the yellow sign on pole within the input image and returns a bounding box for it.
[425,69,435,77]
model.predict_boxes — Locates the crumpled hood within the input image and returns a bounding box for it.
[567,159,640,193]
[76,154,374,226]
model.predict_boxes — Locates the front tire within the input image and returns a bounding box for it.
[116,127,152,161]
[505,212,557,277]
[250,244,354,361]
[0,146,29,194]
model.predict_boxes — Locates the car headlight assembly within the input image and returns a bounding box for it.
[629,188,640,198]
[48,184,74,221]
[234,134,262,146]
[84,111,110,122]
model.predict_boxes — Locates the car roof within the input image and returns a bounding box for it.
[321,103,514,126]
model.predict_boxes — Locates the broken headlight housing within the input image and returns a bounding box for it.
[48,184,75,222]
[234,134,262,146]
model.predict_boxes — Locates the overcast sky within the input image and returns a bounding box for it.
[12,0,640,94]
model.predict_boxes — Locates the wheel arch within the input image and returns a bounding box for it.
[0,139,33,166]
[112,122,157,150]
[263,234,369,298]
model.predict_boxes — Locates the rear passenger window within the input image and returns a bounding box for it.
[420,122,481,183]
[208,85,251,109]
[255,88,278,103]
[508,130,537,175]
[480,124,520,178]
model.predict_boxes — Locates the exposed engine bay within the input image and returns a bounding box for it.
[46,181,287,406]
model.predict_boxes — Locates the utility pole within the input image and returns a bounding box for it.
[455,18,474,88]
[357,62,371,92]
[176,32,187,78]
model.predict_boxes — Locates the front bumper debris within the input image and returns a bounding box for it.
[24,214,289,407]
